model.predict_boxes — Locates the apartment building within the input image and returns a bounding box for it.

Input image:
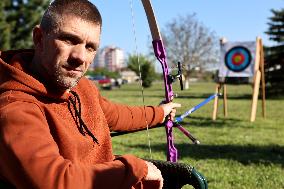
[92,46,125,72]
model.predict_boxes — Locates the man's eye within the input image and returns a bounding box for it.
[64,38,73,44]
[86,45,96,52]
[58,36,75,45]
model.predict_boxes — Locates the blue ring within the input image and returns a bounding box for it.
[225,46,252,72]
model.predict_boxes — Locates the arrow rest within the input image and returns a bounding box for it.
[167,61,184,90]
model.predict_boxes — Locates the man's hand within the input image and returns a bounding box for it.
[144,161,163,189]
[159,102,181,121]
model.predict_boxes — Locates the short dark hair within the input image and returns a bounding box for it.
[40,0,102,33]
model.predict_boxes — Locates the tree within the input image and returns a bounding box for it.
[0,0,49,50]
[161,14,219,89]
[0,0,11,50]
[265,8,284,95]
[127,54,156,88]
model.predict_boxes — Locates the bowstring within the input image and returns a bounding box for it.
[129,0,152,159]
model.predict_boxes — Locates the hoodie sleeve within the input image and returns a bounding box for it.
[99,94,164,132]
[0,100,148,189]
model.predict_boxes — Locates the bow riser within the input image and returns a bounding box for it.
[165,120,177,162]
[152,40,177,162]
[152,40,174,102]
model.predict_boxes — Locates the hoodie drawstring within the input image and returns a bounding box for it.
[68,90,99,145]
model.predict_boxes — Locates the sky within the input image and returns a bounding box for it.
[91,0,283,56]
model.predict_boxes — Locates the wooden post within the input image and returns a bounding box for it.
[212,83,221,120]
[253,37,261,83]
[223,84,228,117]
[250,37,266,122]
[212,37,228,120]
[250,70,261,122]
[259,39,266,118]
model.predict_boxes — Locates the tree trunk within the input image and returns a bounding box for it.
[184,79,190,89]
[184,74,190,90]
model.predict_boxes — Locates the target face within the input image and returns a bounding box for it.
[224,46,252,72]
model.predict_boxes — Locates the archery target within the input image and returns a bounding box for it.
[225,46,252,72]
[218,41,256,78]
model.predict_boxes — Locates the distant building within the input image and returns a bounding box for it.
[120,70,139,83]
[92,46,125,72]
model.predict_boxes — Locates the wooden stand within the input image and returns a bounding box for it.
[250,37,266,122]
[213,37,266,122]
[212,83,227,120]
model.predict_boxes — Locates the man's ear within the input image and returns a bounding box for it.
[33,25,43,50]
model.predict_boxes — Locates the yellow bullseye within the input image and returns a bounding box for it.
[234,55,242,63]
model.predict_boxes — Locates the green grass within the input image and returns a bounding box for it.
[101,82,284,189]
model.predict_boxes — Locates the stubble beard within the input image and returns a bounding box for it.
[53,64,84,90]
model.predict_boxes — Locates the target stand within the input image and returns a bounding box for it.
[212,37,266,122]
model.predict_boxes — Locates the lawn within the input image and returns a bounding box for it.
[101,81,284,189]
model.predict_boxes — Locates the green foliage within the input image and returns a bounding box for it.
[101,82,284,189]
[127,54,156,88]
[265,8,284,95]
[0,0,49,50]
[0,1,11,50]
[266,9,284,43]
[87,67,120,79]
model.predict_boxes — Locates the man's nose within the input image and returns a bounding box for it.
[70,45,87,65]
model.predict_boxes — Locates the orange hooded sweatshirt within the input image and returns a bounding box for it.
[0,50,164,189]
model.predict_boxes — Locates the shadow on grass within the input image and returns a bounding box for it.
[143,93,253,100]
[128,143,284,167]
[107,92,254,101]
[178,116,244,128]
[177,93,252,100]
[111,117,243,137]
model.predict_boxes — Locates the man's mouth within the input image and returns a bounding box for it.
[62,66,83,76]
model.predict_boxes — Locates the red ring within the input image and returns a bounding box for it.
[232,53,245,65]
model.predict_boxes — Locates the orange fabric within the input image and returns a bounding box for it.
[0,50,164,189]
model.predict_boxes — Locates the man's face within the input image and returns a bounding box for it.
[39,15,101,90]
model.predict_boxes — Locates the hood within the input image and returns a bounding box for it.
[0,49,71,101]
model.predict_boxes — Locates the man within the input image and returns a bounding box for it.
[0,0,180,188]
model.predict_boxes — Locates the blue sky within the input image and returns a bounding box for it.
[92,1,283,55]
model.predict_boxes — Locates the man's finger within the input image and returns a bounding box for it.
[169,102,181,108]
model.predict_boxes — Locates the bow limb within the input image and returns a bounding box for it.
[141,0,177,162]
